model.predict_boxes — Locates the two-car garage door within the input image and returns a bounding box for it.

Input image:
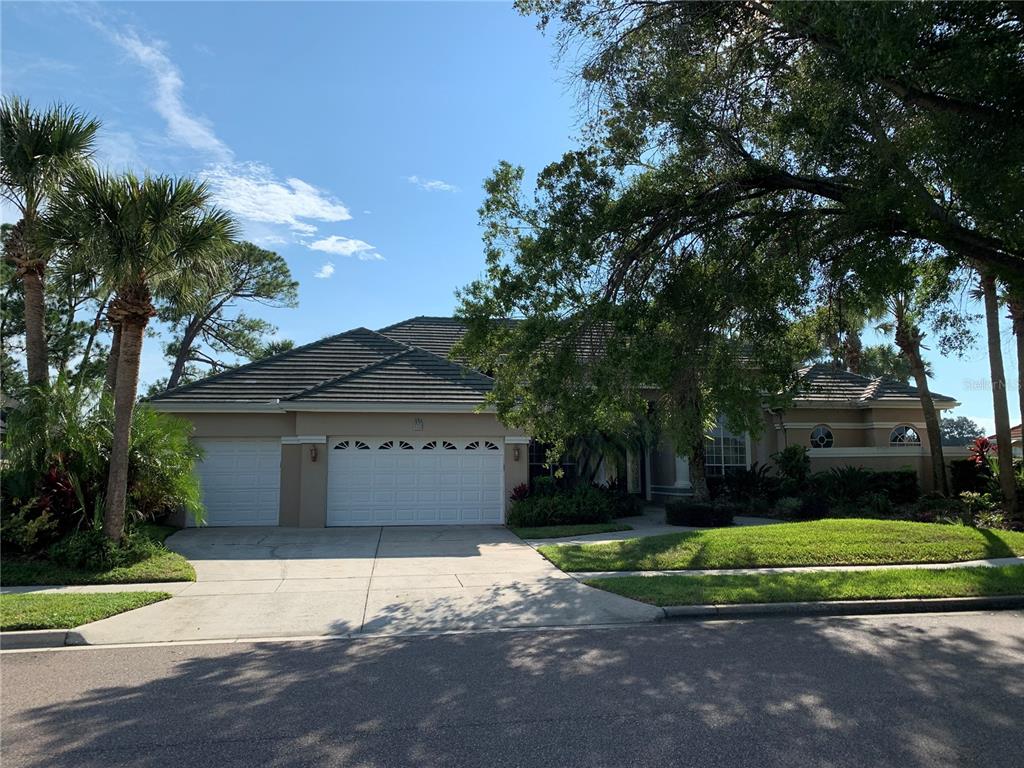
[327,437,504,525]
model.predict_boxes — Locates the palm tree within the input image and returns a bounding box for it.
[0,96,99,387]
[51,169,235,542]
[978,270,1018,517]
[881,292,949,496]
[1005,291,1023,438]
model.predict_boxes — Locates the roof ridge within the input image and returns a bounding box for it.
[146,327,380,402]
[373,327,495,382]
[860,376,884,401]
[285,346,413,401]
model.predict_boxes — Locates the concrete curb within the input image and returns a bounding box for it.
[660,594,1024,620]
[0,629,71,649]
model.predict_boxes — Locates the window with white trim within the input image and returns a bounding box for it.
[810,425,834,448]
[889,425,921,446]
[705,420,748,477]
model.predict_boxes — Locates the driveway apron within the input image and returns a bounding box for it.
[72,526,660,644]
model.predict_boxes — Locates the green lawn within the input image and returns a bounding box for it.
[586,565,1024,606]
[0,525,195,587]
[0,591,171,631]
[539,519,1024,572]
[511,523,633,539]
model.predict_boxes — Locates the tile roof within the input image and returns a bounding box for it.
[147,326,490,405]
[988,424,1023,443]
[377,316,469,357]
[148,317,958,410]
[291,346,493,403]
[792,364,957,405]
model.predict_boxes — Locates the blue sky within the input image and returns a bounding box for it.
[2,1,1019,433]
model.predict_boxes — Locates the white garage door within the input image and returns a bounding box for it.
[327,437,504,525]
[193,438,281,526]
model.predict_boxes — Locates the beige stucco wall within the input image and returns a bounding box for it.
[649,404,947,492]
[160,408,527,527]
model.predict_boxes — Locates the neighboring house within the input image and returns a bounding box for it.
[987,424,1024,458]
[149,316,959,527]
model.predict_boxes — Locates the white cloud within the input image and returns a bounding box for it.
[309,235,384,261]
[314,262,336,279]
[106,26,232,162]
[93,130,144,172]
[201,162,351,233]
[406,175,458,193]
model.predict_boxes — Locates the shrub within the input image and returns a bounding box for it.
[771,445,811,494]
[912,492,970,524]
[510,483,530,502]
[1,378,205,554]
[531,476,558,497]
[48,528,161,571]
[872,469,920,504]
[506,484,613,527]
[665,500,736,527]
[716,463,774,503]
[600,478,643,517]
[797,495,831,520]
[813,466,874,503]
[950,459,989,495]
[773,496,803,518]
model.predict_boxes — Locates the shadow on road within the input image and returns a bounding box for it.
[4,613,1023,767]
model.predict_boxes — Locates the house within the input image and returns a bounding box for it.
[149,316,959,527]
[987,424,1024,458]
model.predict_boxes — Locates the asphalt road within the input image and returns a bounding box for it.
[3,611,1023,768]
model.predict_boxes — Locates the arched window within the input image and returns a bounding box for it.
[810,425,834,448]
[889,425,921,446]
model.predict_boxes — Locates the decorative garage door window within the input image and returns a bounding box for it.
[333,440,370,450]
[326,437,505,526]
[810,425,834,448]
[465,440,500,450]
[889,425,921,446]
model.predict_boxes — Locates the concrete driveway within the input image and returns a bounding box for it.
[71,526,660,644]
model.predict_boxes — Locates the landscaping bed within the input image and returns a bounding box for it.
[511,522,633,540]
[1,524,194,587]
[586,565,1024,606]
[538,519,1024,572]
[0,591,171,631]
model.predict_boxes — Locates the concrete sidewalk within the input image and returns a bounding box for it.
[22,526,661,645]
[573,556,1024,580]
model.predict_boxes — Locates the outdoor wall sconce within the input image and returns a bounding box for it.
[513,447,521,461]
[310,445,318,462]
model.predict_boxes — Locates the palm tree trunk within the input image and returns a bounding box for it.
[892,316,949,495]
[979,272,1018,517]
[103,311,147,543]
[21,264,48,387]
[1009,296,1024,434]
[104,321,121,394]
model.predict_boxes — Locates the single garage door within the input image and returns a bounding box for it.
[193,438,281,526]
[327,437,504,525]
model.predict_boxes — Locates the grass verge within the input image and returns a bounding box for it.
[585,565,1024,606]
[511,523,633,539]
[0,591,172,631]
[0,525,195,587]
[539,519,1024,573]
